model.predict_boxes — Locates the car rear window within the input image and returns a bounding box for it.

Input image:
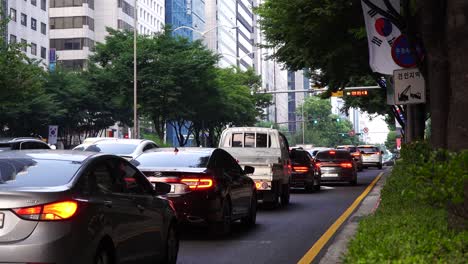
[230,133,271,148]
[315,151,351,161]
[85,143,137,155]
[290,150,310,163]
[358,147,380,153]
[135,152,210,168]
[0,158,80,187]
[336,146,358,152]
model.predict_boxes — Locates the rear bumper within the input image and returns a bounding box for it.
[167,192,223,225]
[291,172,314,188]
[362,161,382,166]
[320,167,355,182]
[0,222,91,264]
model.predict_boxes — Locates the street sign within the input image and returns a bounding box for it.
[393,68,426,104]
[348,130,355,137]
[363,127,369,134]
[391,35,423,68]
[48,125,58,145]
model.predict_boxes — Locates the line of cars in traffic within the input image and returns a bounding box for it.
[0,130,387,264]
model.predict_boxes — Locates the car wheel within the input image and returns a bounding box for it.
[162,224,179,264]
[211,199,231,236]
[350,174,357,185]
[305,184,314,192]
[94,246,112,264]
[241,191,257,227]
[377,163,383,170]
[313,176,321,191]
[358,165,363,172]
[280,183,290,206]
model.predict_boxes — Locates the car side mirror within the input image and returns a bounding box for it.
[153,182,171,196]
[244,166,255,174]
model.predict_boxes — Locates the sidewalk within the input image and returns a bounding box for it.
[318,168,391,264]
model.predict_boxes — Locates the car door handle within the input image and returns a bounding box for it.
[136,204,145,212]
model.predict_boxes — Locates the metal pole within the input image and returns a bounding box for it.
[302,103,305,144]
[133,0,138,139]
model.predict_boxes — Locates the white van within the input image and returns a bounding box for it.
[219,127,292,207]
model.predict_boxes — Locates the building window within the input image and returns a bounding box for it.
[50,38,95,50]
[21,39,27,52]
[41,47,47,59]
[41,22,47,35]
[9,35,17,44]
[31,43,37,55]
[50,16,94,31]
[9,8,17,22]
[117,19,134,31]
[50,0,94,9]
[21,13,27,26]
[41,0,47,11]
[31,0,37,6]
[31,18,37,31]
[60,59,86,70]
[118,0,135,18]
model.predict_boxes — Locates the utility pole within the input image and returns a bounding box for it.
[133,0,138,139]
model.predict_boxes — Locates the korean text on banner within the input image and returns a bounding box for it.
[361,0,402,75]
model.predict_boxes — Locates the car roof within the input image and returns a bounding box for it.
[0,150,102,162]
[223,127,278,133]
[357,145,379,148]
[91,139,153,145]
[0,138,46,143]
[143,147,215,155]
[336,145,356,148]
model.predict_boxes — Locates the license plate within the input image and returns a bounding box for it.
[0,213,4,229]
[323,173,338,177]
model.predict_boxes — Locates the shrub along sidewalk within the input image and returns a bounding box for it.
[344,142,468,263]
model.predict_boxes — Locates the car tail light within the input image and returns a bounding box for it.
[293,166,309,173]
[180,178,214,190]
[340,162,353,168]
[13,201,78,221]
[329,150,336,155]
[351,152,361,157]
[315,162,321,168]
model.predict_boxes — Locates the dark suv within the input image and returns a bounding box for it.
[0,138,51,151]
[290,148,321,192]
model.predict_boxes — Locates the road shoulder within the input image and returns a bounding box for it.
[318,168,391,264]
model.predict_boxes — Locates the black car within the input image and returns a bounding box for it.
[290,148,321,192]
[0,138,50,151]
[315,149,358,185]
[0,150,178,264]
[133,148,257,236]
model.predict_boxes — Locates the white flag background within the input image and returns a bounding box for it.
[361,0,402,75]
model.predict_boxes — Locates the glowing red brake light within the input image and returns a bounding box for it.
[181,178,214,190]
[293,166,309,173]
[329,150,336,155]
[13,201,78,221]
[315,162,321,168]
[351,152,360,157]
[340,162,353,168]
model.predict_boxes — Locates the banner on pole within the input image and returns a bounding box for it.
[361,0,402,75]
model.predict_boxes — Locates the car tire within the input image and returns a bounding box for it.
[210,199,231,236]
[94,245,112,264]
[280,183,290,206]
[241,191,257,228]
[350,174,357,185]
[377,163,383,170]
[305,184,314,192]
[162,224,179,264]
[358,165,363,172]
[313,176,321,191]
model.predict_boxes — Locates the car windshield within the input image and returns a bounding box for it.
[315,151,351,161]
[0,158,80,187]
[135,152,210,168]
[85,143,137,155]
[358,147,380,153]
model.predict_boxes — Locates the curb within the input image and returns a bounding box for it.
[318,168,391,264]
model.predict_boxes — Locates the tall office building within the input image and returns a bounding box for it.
[236,0,256,70]
[4,0,49,64]
[50,0,164,69]
[165,0,205,41]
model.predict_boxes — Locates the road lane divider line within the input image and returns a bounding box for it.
[297,172,383,264]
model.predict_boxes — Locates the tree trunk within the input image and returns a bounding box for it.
[419,0,450,149]
[445,0,468,151]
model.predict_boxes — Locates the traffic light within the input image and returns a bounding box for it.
[346,90,368,96]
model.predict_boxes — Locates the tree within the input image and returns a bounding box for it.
[0,34,56,137]
[257,0,468,151]
[385,130,398,151]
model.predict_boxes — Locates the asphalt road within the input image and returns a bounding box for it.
[177,168,383,264]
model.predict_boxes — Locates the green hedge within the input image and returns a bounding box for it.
[344,142,468,263]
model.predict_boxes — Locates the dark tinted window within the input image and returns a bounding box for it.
[358,147,380,153]
[85,143,137,155]
[135,152,210,168]
[111,159,151,195]
[0,158,80,187]
[0,143,12,151]
[337,146,358,152]
[290,150,310,164]
[315,151,352,161]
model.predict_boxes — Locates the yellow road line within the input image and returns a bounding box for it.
[297,172,384,264]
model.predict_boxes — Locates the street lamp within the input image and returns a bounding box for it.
[219,52,256,68]
[172,25,238,37]
[133,0,138,139]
